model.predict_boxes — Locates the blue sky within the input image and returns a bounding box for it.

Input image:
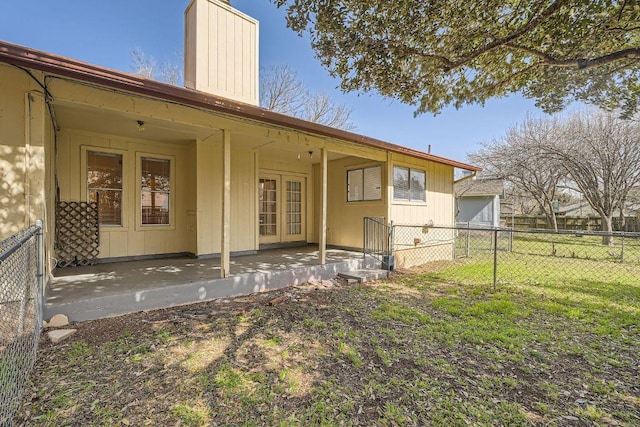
[0,0,551,163]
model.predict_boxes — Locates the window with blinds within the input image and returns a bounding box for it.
[347,165,382,202]
[393,166,426,202]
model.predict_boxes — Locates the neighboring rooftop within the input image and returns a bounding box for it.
[558,202,640,217]
[455,178,504,197]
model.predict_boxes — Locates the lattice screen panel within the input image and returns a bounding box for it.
[56,201,100,267]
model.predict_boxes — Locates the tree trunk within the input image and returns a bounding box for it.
[543,201,558,231]
[600,214,613,246]
[548,211,558,232]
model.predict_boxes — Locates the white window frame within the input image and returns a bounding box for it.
[393,166,426,203]
[135,152,176,231]
[81,146,128,229]
[347,165,382,202]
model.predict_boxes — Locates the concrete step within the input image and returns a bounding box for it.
[338,269,389,283]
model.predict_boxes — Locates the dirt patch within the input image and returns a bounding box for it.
[16,275,640,426]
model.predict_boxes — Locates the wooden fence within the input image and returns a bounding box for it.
[501,215,640,232]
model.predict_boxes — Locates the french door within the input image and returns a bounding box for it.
[259,174,306,244]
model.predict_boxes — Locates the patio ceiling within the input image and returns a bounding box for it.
[53,101,351,164]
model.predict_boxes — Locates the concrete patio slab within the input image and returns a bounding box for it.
[45,246,378,322]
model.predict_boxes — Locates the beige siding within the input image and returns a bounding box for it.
[2,59,463,273]
[320,157,387,249]
[46,78,326,147]
[184,0,198,90]
[259,152,313,243]
[186,143,198,254]
[317,154,454,250]
[57,129,193,258]
[388,154,455,227]
[230,144,256,251]
[193,137,257,256]
[184,0,258,105]
[394,243,455,269]
[195,139,221,255]
[260,155,313,176]
[386,155,456,265]
[0,65,49,239]
[0,64,57,280]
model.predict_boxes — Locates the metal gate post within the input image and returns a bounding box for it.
[386,222,393,278]
[363,218,366,259]
[465,222,470,258]
[493,228,498,292]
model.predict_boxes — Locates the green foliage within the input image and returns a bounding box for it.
[170,403,210,427]
[272,0,640,116]
[16,265,640,426]
[68,340,93,357]
[371,301,432,325]
[214,363,249,393]
[336,341,363,368]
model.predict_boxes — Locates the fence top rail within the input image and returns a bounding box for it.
[396,223,640,238]
[502,214,637,219]
[0,225,39,262]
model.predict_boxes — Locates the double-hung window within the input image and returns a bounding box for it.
[141,157,171,225]
[87,151,123,226]
[347,165,382,202]
[393,166,426,202]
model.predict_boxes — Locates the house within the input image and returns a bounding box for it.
[0,0,480,320]
[557,202,598,217]
[455,178,504,227]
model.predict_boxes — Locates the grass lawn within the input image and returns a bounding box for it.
[16,262,640,426]
[455,230,640,262]
[449,230,640,288]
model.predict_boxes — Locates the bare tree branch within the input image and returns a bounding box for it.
[536,111,640,243]
[469,115,565,231]
[260,65,356,130]
[130,48,183,86]
[130,47,156,80]
[259,65,306,115]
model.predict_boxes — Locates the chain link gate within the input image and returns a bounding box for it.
[0,221,44,426]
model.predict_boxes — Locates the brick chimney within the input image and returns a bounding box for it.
[184,0,259,105]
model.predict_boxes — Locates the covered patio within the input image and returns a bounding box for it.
[45,246,377,322]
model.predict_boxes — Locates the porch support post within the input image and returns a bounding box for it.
[221,129,231,278]
[319,147,328,265]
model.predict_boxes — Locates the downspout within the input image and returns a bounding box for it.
[16,66,60,222]
[18,67,60,283]
[24,92,32,227]
[453,170,477,185]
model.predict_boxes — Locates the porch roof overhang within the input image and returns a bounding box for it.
[0,40,481,172]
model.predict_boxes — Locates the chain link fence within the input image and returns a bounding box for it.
[1,222,44,426]
[389,223,640,288]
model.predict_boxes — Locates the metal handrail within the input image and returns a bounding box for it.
[363,217,393,276]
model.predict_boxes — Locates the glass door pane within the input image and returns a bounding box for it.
[283,177,305,241]
[286,180,302,236]
[259,175,305,244]
[259,178,278,237]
